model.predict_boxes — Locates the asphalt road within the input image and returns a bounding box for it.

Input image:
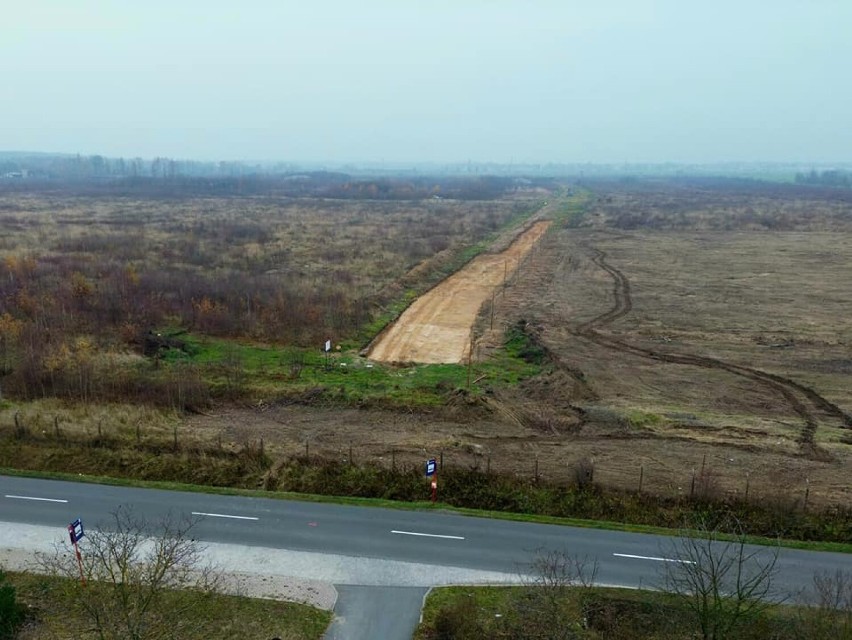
[2,474,850,619]
[323,586,427,640]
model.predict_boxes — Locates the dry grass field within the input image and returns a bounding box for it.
[0,191,531,346]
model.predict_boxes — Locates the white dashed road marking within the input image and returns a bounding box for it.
[5,494,68,503]
[613,552,694,564]
[192,512,259,521]
[391,530,465,540]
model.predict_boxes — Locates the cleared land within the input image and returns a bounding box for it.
[368,220,551,363]
[479,183,852,505]
[190,182,852,508]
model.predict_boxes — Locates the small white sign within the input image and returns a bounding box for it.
[324,339,331,352]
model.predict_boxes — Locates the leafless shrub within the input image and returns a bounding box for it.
[792,569,852,639]
[12,411,28,439]
[36,506,221,640]
[693,464,722,501]
[661,515,779,640]
[526,548,599,591]
[501,549,598,639]
[574,457,595,489]
[284,348,305,380]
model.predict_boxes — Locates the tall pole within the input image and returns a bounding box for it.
[68,520,86,587]
[466,337,473,391]
[73,541,85,587]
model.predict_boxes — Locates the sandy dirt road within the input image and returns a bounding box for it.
[368,220,552,363]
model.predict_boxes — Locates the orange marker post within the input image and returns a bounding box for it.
[426,458,438,503]
[67,518,86,587]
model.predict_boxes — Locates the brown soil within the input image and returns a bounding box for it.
[367,221,552,363]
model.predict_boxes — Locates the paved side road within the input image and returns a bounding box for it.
[324,586,428,640]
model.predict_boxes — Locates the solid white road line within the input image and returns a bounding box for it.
[5,494,68,503]
[613,552,694,564]
[391,530,465,540]
[191,511,259,521]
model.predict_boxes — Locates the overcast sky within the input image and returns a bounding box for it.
[2,1,850,164]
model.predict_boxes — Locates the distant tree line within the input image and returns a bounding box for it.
[0,153,543,200]
[795,169,852,188]
[321,175,526,200]
[0,153,269,181]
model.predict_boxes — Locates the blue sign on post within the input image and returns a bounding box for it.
[425,458,437,477]
[68,518,84,544]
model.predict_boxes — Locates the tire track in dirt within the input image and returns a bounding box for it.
[573,246,852,446]
[576,248,633,331]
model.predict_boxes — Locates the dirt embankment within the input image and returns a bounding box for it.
[368,221,552,364]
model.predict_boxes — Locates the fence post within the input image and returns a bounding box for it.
[440,450,443,471]
[638,465,644,493]
[534,457,539,484]
[349,444,353,466]
[690,468,695,498]
[744,472,750,501]
[803,477,810,512]
[173,425,178,451]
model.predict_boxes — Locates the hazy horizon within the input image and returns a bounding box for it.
[3,1,850,164]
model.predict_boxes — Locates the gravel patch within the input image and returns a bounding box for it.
[1,522,523,611]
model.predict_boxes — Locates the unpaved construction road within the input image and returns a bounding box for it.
[368,221,552,363]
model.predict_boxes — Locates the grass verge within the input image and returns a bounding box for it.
[415,585,823,640]
[6,571,330,640]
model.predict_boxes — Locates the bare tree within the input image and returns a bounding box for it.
[662,516,779,640]
[527,548,599,592]
[36,506,220,640]
[792,569,852,639]
[501,549,598,640]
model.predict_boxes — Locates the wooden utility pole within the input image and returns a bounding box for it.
[503,260,508,295]
[466,338,473,391]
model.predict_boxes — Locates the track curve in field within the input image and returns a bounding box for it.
[575,245,852,444]
[368,221,552,364]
